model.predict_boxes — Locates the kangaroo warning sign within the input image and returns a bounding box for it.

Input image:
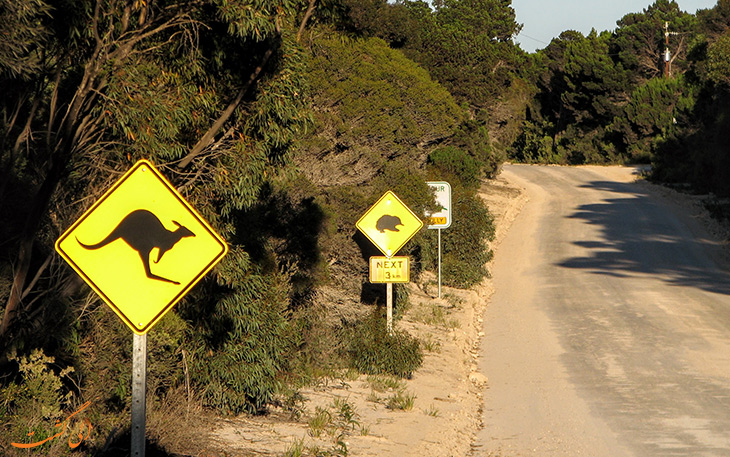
[356,191,423,257]
[55,159,228,334]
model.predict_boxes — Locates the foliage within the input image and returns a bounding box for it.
[346,309,423,378]
[296,32,463,187]
[422,148,496,288]
[0,350,76,456]
[511,120,561,163]
[180,254,293,415]
[401,0,523,109]
[329,0,521,164]
[560,31,629,130]
[609,76,695,162]
[449,119,504,179]
[427,147,483,191]
[707,33,730,86]
[432,192,494,288]
[0,0,316,435]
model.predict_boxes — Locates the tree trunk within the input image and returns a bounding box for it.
[1,156,68,336]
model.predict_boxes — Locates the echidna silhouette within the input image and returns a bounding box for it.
[76,209,195,285]
[376,215,404,233]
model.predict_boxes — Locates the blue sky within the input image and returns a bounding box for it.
[512,0,720,52]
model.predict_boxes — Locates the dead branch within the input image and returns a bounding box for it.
[297,0,317,43]
[177,47,274,170]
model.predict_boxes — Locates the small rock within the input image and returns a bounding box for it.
[469,372,488,387]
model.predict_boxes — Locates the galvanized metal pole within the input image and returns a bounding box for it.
[438,228,442,299]
[131,333,147,457]
[386,282,393,335]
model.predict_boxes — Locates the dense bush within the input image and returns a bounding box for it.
[422,147,496,288]
[427,147,483,191]
[180,250,293,415]
[295,32,464,187]
[346,310,423,378]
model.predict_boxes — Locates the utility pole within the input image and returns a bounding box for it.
[663,21,680,78]
[664,21,671,78]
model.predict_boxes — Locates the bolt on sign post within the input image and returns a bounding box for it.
[425,182,452,298]
[356,191,423,333]
[55,159,228,457]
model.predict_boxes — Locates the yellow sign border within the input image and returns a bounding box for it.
[55,159,228,334]
[355,191,424,257]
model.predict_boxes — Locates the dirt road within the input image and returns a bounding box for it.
[473,165,730,457]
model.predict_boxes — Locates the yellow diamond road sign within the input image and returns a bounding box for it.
[55,160,228,334]
[356,191,423,257]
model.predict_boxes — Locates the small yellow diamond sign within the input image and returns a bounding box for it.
[55,160,228,334]
[356,191,423,257]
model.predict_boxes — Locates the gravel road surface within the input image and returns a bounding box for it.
[473,164,730,457]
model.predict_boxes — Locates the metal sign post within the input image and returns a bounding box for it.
[438,228,442,298]
[386,283,394,334]
[131,333,147,457]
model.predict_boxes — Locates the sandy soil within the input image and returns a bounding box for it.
[202,173,528,457]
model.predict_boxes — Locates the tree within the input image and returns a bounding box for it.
[609,76,694,161]
[402,0,523,109]
[612,0,698,83]
[295,33,463,187]
[1,0,311,414]
[707,32,730,86]
[560,31,629,129]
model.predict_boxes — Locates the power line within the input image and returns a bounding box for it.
[516,32,551,46]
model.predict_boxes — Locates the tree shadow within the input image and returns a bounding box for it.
[353,230,387,305]
[231,182,327,308]
[556,180,730,296]
[94,430,182,457]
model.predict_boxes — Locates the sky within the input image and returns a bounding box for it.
[512,0,720,53]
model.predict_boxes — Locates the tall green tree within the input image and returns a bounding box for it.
[560,31,629,129]
[612,0,698,84]
[405,0,522,109]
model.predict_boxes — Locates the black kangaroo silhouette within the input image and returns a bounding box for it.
[77,209,195,285]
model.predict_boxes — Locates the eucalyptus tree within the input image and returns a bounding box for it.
[1,0,312,413]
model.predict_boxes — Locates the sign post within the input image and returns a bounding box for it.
[131,333,147,457]
[438,228,442,298]
[425,182,452,298]
[356,191,423,333]
[55,159,228,456]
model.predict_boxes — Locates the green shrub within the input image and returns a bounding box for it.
[347,310,423,379]
[422,145,497,288]
[303,33,463,160]
[427,147,483,191]
[180,250,293,415]
[0,350,76,456]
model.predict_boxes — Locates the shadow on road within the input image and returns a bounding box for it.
[556,180,730,296]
